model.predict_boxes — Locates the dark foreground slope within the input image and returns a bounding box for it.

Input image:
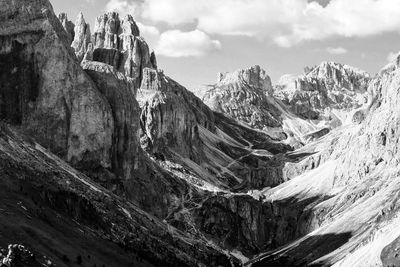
[0,123,237,267]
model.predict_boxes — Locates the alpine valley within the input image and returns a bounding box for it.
[1,1,400,267]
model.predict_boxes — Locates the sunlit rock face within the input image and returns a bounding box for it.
[71,12,91,61]
[139,68,216,163]
[71,12,156,87]
[202,65,282,131]
[0,0,115,171]
[275,61,371,120]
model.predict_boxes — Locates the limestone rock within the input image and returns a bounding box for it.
[275,61,371,120]
[0,0,114,171]
[203,65,282,131]
[195,195,274,254]
[218,65,274,95]
[93,12,122,49]
[57,13,74,44]
[80,61,190,220]
[71,12,91,61]
[91,12,154,87]
[81,60,140,185]
[139,68,215,162]
[0,245,42,267]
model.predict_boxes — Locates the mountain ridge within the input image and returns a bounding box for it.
[1,0,400,266]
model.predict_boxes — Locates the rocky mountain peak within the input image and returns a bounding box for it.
[58,12,75,44]
[71,11,91,61]
[379,51,400,76]
[67,11,156,87]
[93,12,121,49]
[121,14,140,37]
[275,61,371,120]
[92,12,140,49]
[304,61,370,89]
[218,65,273,95]
[203,65,281,130]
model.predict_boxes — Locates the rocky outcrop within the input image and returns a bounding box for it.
[217,65,274,95]
[70,11,155,87]
[71,12,91,61]
[81,60,140,187]
[203,65,282,131]
[139,68,215,162]
[0,245,43,267]
[195,195,273,255]
[0,0,114,171]
[275,61,370,120]
[57,13,74,45]
[90,12,155,87]
[194,191,323,256]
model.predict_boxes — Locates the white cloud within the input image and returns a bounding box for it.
[132,0,400,47]
[276,0,400,46]
[137,22,160,49]
[326,47,348,55]
[387,51,399,62]
[156,30,221,57]
[105,0,160,50]
[105,0,139,17]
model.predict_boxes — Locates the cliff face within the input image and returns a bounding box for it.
[0,0,192,223]
[57,13,74,44]
[81,60,141,188]
[0,0,115,172]
[72,12,156,87]
[203,65,282,131]
[275,61,371,120]
[71,12,91,61]
[139,68,216,163]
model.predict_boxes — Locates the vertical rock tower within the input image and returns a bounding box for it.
[72,12,157,87]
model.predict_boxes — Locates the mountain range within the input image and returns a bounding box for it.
[0,1,399,267]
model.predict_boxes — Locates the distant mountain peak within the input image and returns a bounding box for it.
[217,65,273,94]
[304,61,370,79]
[275,61,371,120]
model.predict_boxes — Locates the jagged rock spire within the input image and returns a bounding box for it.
[58,13,75,44]
[89,12,156,87]
[67,10,156,87]
[71,12,91,61]
[121,14,140,37]
[93,12,121,49]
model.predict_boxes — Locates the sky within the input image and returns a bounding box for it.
[51,0,400,91]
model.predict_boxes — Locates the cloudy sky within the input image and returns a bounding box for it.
[52,0,400,90]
